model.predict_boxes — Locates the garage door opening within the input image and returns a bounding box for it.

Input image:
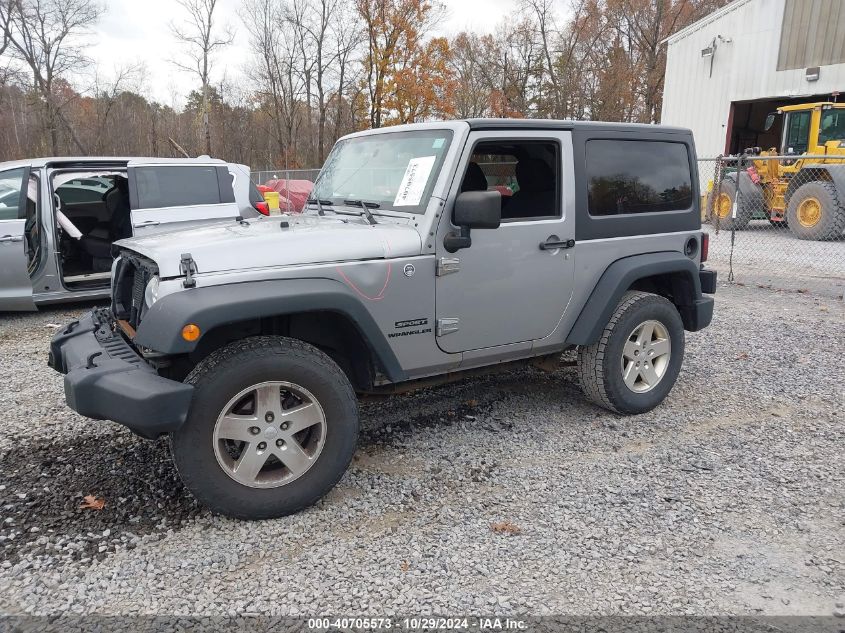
[725,92,840,154]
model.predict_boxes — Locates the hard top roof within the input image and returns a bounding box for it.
[0,156,229,170]
[464,118,690,134]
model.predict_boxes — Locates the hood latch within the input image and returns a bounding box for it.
[179,253,197,288]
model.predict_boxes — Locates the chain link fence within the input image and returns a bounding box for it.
[697,155,845,290]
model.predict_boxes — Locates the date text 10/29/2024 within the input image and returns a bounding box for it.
[307,617,528,630]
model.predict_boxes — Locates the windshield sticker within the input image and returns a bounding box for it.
[393,155,437,206]
[432,138,445,149]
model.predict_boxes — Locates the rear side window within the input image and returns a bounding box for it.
[248,181,264,206]
[135,166,220,209]
[586,140,693,216]
[56,185,105,205]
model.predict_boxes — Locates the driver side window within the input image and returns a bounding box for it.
[459,141,560,221]
[0,167,27,221]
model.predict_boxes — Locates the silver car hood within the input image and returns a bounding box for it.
[116,214,423,278]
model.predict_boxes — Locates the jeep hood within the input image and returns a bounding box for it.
[115,215,422,278]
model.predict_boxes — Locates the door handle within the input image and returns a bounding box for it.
[539,237,575,250]
[0,235,23,243]
[134,220,160,227]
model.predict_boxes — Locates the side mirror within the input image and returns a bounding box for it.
[444,190,501,253]
[763,112,777,132]
[454,190,501,228]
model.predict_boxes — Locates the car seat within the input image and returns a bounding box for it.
[505,158,555,219]
[79,179,131,271]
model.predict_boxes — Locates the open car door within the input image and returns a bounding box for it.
[127,161,241,236]
[0,166,36,311]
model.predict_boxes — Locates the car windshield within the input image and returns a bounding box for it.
[818,109,845,144]
[312,129,453,214]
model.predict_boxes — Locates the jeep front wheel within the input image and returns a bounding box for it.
[577,291,685,415]
[170,336,358,519]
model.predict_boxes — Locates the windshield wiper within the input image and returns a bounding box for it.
[343,199,379,225]
[306,197,334,216]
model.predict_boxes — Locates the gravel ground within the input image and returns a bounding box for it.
[706,221,845,293]
[0,283,843,617]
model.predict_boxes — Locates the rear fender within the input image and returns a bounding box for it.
[787,165,845,201]
[565,252,704,346]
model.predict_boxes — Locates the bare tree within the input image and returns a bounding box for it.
[0,0,11,58]
[331,0,362,138]
[90,63,145,153]
[170,0,234,155]
[2,0,98,154]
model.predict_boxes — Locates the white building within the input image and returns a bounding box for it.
[661,0,845,158]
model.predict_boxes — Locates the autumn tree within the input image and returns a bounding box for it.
[356,0,451,128]
[171,0,234,155]
[605,0,727,122]
[448,32,492,118]
[1,0,738,166]
[1,0,99,154]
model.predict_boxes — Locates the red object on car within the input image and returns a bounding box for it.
[264,179,314,213]
[701,232,709,263]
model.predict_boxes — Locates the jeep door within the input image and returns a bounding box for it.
[0,165,36,311]
[127,162,240,236]
[434,131,575,353]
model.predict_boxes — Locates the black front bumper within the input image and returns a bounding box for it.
[48,309,193,439]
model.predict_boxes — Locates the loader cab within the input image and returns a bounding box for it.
[774,103,845,156]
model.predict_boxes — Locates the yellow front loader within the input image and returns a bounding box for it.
[709,102,845,241]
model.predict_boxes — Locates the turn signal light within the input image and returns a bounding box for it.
[181,324,201,341]
[701,232,710,263]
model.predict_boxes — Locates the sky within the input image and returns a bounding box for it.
[88,0,518,105]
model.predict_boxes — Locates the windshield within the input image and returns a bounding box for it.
[312,129,453,214]
[819,109,845,144]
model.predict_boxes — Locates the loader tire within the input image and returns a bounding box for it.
[786,181,845,241]
[711,175,755,231]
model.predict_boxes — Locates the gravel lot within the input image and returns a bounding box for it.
[707,222,845,296]
[0,282,843,617]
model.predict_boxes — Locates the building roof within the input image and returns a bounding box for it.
[661,0,752,46]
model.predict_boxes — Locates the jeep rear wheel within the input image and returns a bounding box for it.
[577,291,685,415]
[170,336,358,519]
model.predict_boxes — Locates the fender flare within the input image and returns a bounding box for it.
[565,252,703,346]
[133,277,407,382]
[788,164,845,201]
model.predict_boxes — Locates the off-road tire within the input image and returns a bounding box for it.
[786,181,845,241]
[577,291,685,415]
[710,175,755,231]
[170,336,358,519]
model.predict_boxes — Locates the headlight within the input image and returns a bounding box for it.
[144,275,160,308]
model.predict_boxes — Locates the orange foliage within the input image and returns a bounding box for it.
[356,0,454,128]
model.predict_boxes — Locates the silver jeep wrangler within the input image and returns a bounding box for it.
[49,120,716,519]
